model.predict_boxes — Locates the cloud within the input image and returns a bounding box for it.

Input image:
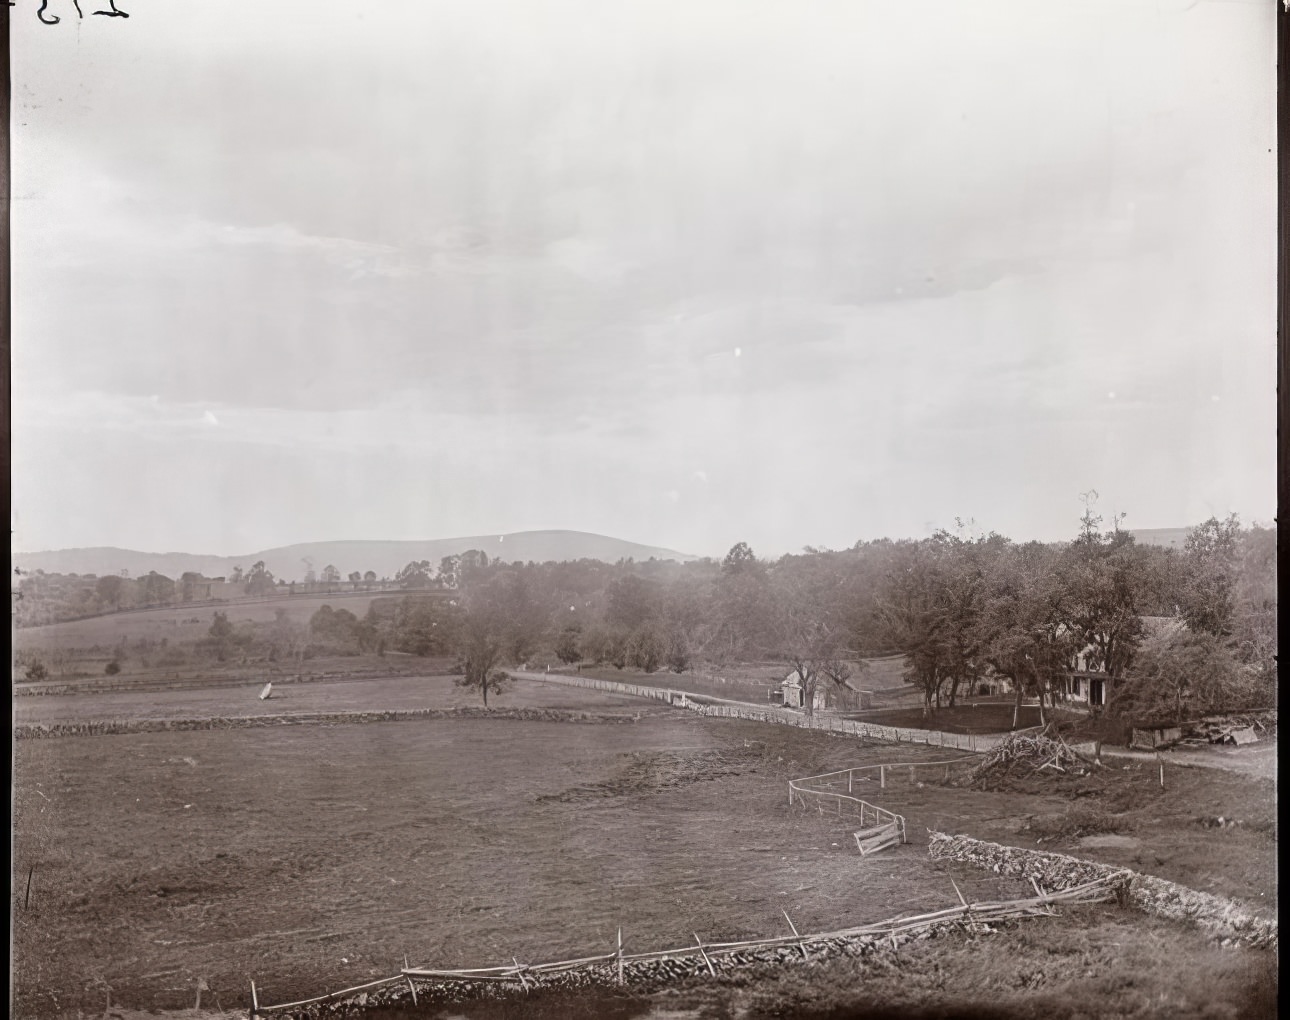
[8,0,1275,555]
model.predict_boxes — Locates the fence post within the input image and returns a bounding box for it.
[880,765,885,789]
[617,927,624,986]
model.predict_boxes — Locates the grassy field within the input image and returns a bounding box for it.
[12,673,645,726]
[843,702,1060,733]
[11,672,1278,1019]
[570,654,914,706]
[13,593,397,655]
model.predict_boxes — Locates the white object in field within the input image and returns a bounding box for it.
[259,682,273,701]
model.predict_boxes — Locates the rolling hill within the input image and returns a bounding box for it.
[13,531,699,582]
[1129,527,1194,549]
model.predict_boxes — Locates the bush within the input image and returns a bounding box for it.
[104,661,121,675]
[24,660,48,682]
[1111,631,1271,724]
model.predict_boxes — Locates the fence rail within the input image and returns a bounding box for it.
[522,671,1010,753]
[786,757,981,851]
[251,877,1125,1015]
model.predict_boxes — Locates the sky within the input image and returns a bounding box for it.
[9,0,1277,559]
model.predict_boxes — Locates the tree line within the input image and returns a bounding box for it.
[302,513,1277,721]
[16,513,1276,725]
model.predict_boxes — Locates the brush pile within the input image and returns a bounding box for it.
[961,731,1092,787]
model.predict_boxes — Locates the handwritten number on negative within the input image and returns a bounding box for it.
[29,1,129,23]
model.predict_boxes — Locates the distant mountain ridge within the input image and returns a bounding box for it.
[1129,527,1194,549]
[12,531,699,581]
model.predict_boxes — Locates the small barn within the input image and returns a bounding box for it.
[774,669,868,712]
[779,672,804,709]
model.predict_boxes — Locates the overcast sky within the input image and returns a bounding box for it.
[10,0,1276,559]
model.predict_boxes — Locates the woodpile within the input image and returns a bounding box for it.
[928,831,1277,950]
[1175,712,1275,748]
[960,732,1092,786]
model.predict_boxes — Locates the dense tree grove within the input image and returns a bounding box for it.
[15,517,1277,719]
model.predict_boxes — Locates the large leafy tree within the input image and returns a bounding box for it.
[138,570,176,606]
[874,529,1002,716]
[976,542,1080,727]
[555,624,582,665]
[1059,506,1151,683]
[876,540,953,717]
[604,574,662,633]
[767,555,854,718]
[269,608,310,665]
[1178,515,1241,638]
[208,611,236,661]
[494,569,549,664]
[1232,523,1277,688]
[95,574,129,612]
[245,561,275,597]
[1111,629,1260,723]
[390,596,459,656]
[453,576,516,707]
[712,543,773,661]
[397,560,433,589]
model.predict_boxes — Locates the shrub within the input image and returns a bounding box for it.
[104,661,121,675]
[24,660,48,682]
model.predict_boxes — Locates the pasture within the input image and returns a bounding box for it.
[573,653,915,707]
[10,672,1277,1019]
[12,593,396,655]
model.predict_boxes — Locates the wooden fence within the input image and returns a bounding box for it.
[787,757,980,854]
[524,671,1009,753]
[250,876,1126,1015]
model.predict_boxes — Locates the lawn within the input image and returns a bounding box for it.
[843,702,1059,733]
[11,675,1277,1019]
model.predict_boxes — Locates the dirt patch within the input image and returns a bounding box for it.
[1079,834,1142,850]
[536,748,758,803]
